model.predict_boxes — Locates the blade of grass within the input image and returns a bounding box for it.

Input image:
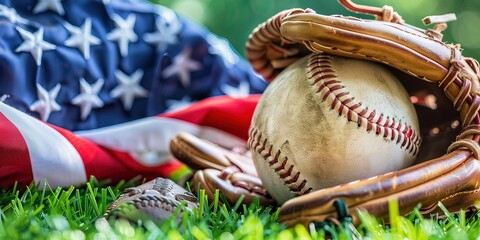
[213,189,219,214]
[86,182,100,216]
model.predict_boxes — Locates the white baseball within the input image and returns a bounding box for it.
[248,53,421,204]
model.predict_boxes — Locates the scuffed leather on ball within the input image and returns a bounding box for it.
[246,1,480,226]
[104,177,198,223]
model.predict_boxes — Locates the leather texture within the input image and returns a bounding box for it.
[170,132,275,206]
[246,3,480,227]
[104,177,198,223]
[107,2,480,227]
[249,53,420,204]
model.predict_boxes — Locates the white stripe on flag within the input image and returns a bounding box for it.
[0,103,87,188]
[76,116,246,166]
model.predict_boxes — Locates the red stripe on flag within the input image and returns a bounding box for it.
[161,95,261,140]
[0,113,33,188]
[50,125,140,183]
[51,124,187,183]
[106,149,188,180]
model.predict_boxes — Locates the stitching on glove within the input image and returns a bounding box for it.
[248,127,313,196]
[246,8,315,82]
[440,48,480,157]
[307,53,421,155]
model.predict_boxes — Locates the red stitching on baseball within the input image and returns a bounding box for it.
[248,127,313,196]
[307,53,421,155]
[305,41,480,129]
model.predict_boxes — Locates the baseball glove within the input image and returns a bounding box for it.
[169,132,275,206]
[246,0,480,226]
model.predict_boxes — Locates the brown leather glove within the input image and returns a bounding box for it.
[246,0,480,226]
[170,132,275,206]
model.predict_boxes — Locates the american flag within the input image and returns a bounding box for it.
[0,0,267,188]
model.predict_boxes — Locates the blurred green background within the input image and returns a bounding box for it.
[151,0,480,61]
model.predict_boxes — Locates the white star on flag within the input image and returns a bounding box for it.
[162,47,201,87]
[110,69,148,110]
[15,27,56,66]
[71,78,104,120]
[0,94,9,102]
[206,34,239,67]
[165,96,194,112]
[30,83,62,121]
[106,14,138,57]
[0,5,28,24]
[221,81,250,98]
[143,14,181,52]
[64,18,101,60]
[33,0,65,16]
[155,5,177,21]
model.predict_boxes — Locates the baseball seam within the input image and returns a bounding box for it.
[248,127,313,197]
[308,53,421,155]
[104,193,182,218]
[132,195,180,212]
[248,53,421,197]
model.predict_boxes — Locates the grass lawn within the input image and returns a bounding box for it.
[1,177,479,240]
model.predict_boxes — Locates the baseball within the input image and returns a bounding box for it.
[104,177,198,223]
[248,53,421,204]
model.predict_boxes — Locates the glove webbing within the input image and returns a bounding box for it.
[443,47,480,158]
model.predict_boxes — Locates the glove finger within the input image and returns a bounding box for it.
[228,169,264,191]
[170,132,258,176]
[279,150,476,226]
[191,170,217,202]
[171,132,232,170]
[279,13,451,81]
[192,168,275,206]
[279,12,480,128]
[353,156,480,223]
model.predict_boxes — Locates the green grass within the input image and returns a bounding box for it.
[1,178,480,240]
